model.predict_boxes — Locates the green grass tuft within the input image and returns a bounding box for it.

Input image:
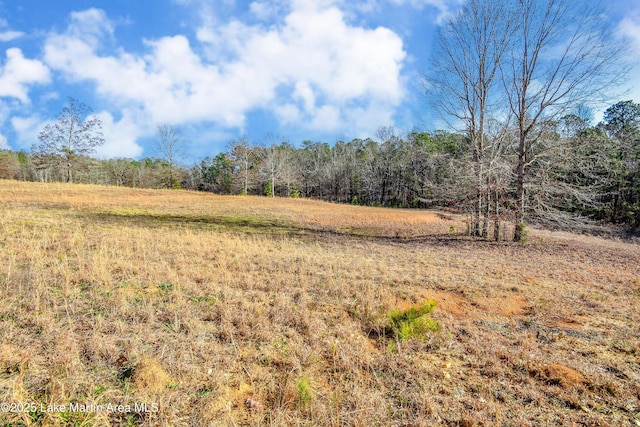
[387,300,441,342]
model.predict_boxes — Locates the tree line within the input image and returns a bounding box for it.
[0,99,639,235]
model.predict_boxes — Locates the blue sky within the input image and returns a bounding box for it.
[1,0,639,162]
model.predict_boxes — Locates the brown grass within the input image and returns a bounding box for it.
[0,179,639,426]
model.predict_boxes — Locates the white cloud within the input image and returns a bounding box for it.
[197,2,406,131]
[0,48,51,103]
[45,25,270,129]
[618,13,640,50]
[616,10,640,106]
[0,18,24,42]
[0,31,24,42]
[274,103,302,125]
[11,115,46,150]
[0,101,12,149]
[0,101,13,150]
[42,4,406,148]
[387,0,463,23]
[293,81,316,112]
[67,9,114,47]
[249,1,281,20]
[93,110,144,159]
[310,105,341,131]
[0,101,8,124]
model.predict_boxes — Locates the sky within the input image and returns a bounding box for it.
[1,0,639,162]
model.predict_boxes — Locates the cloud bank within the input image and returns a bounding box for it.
[0,48,50,103]
[37,2,406,156]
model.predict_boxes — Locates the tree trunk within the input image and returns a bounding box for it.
[494,188,501,241]
[482,187,489,238]
[67,159,72,183]
[474,193,481,237]
[514,136,526,241]
[243,160,249,195]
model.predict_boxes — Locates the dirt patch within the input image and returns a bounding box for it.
[428,291,472,316]
[548,316,587,329]
[478,295,528,317]
[387,291,469,316]
[533,363,586,389]
[388,291,528,320]
[229,382,256,409]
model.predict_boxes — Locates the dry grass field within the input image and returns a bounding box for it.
[0,180,639,426]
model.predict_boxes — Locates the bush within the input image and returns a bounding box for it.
[295,377,313,408]
[387,300,440,342]
[264,181,273,197]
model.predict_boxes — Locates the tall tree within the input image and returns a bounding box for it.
[428,0,514,237]
[256,135,297,197]
[600,101,640,224]
[429,0,627,240]
[196,153,235,193]
[299,140,331,199]
[228,136,255,195]
[34,97,105,183]
[504,0,625,240]
[104,158,135,187]
[156,124,185,188]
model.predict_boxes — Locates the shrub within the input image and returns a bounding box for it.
[387,300,440,342]
[295,376,313,408]
[264,181,274,197]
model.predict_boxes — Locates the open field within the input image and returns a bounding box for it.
[0,180,639,426]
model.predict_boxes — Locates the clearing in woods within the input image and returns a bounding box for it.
[0,180,639,426]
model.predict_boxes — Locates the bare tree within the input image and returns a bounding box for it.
[257,141,296,197]
[156,124,185,188]
[104,158,134,186]
[428,0,514,237]
[34,97,105,183]
[482,118,514,240]
[228,136,255,195]
[253,133,299,197]
[429,0,627,240]
[299,140,332,199]
[374,126,404,206]
[504,0,626,240]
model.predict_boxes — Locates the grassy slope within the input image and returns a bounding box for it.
[0,180,638,426]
